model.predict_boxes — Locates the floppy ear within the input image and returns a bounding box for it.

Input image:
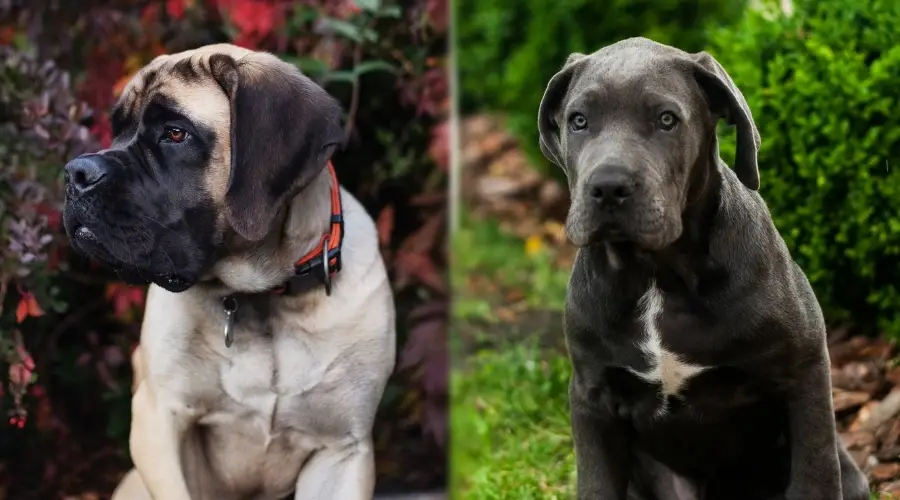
[209,53,344,241]
[690,51,761,191]
[537,54,587,168]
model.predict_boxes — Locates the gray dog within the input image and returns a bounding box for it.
[537,37,869,500]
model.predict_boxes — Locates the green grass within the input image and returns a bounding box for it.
[451,212,575,498]
[452,215,570,322]
[450,341,575,499]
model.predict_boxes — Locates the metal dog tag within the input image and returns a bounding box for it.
[222,296,238,348]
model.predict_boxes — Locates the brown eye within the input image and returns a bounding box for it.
[163,126,188,143]
[657,111,678,131]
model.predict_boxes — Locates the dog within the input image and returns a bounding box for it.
[62,44,396,500]
[537,38,869,500]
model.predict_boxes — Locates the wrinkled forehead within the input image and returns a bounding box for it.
[570,48,699,114]
[114,51,237,132]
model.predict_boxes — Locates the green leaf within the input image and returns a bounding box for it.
[354,0,381,12]
[353,60,396,77]
[374,5,402,18]
[320,18,377,43]
[286,57,330,77]
[321,70,357,84]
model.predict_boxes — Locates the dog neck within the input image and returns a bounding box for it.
[204,165,334,296]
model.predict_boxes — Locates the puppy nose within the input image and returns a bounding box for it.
[587,167,636,207]
[64,155,109,194]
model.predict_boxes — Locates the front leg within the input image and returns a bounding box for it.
[293,437,375,500]
[571,376,632,500]
[784,351,842,500]
[129,380,194,500]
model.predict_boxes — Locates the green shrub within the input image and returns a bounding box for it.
[455,0,747,172]
[708,0,900,339]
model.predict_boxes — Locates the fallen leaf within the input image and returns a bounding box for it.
[832,390,871,412]
[841,430,876,450]
[872,462,900,482]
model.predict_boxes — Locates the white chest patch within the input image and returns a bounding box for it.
[628,282,711,410]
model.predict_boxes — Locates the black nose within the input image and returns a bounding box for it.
[64,155,109,195]
[587,167,637,207]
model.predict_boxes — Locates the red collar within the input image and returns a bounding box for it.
[271,161,344,296]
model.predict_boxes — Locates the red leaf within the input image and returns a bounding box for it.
[0,26,16,46]
[105,282,146,318]
[141,3,162,25]
[395,251,446,293]
[26,295,43,318]
[15,298,28,324]
[376,204,395,247]
[166,0,188,19]
[399,210,445,255]
[223,0,281,49]
[428,120,450,171]
[15,293,42,323]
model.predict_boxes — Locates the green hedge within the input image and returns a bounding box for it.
[709,0,900,338]
[455,0,747,172]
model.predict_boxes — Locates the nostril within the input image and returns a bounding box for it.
[73,169,89,188]
[65,155,109,193]
[587,167,637,206]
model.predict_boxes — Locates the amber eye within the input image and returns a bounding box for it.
[163,126,188,143]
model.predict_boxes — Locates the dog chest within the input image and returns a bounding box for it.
[626,282,712,401]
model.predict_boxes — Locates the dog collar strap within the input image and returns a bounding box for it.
[274,161,344,296]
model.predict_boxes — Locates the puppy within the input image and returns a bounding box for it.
[537,37,869,500]
[62,44,396,500]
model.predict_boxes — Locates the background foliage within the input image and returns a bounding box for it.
[454,0,748,173]
[710,0,900,340]
[0,0,448,496]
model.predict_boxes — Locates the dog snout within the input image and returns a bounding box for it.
[64,155,110,195]
[586,166,638,208]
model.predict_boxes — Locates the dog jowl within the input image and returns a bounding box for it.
[62,45,343,293]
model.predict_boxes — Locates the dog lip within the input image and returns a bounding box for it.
[153,274,195,293]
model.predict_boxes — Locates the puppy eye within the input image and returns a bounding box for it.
[657,111,678,131]
[162,126,188,144]
[569,113,588,132]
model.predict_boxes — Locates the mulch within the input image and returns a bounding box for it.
[461,112,900,496]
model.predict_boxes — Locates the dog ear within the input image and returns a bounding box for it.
[209,53,344,241]
[690,51,761,191]
[537,54,586,168]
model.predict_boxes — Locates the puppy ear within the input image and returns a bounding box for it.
[565,52,587,66]
[690,51,761,191]
[537,54,586,168]
[209,53,344,241]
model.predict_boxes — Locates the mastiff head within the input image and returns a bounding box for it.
[537,37,760,249]
[62,44,344,292]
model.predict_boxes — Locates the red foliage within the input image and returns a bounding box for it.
[166,0,189,19]
[428,121,450,171]
[105,283,147,320]
[2,0,448,493]
[15,293,44,324]
[219,0,284,49]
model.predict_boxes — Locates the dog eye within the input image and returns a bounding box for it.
[657,111,678,131]
[162,126,188,143]
[569,113,588,132]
